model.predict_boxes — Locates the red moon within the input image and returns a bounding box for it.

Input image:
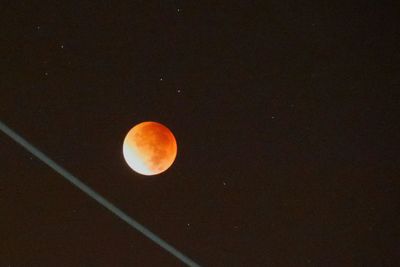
[122,121,177,176]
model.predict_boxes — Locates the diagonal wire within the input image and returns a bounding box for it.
[0,120,201,267]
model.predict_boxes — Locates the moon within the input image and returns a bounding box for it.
[122,121,177,176]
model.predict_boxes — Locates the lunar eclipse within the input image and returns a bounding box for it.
[122,121,177,176]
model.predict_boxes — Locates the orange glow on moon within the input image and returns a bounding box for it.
[122,121,177,176]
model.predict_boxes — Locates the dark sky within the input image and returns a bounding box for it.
[1,1,399,266]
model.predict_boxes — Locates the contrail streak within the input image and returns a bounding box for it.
[0,120,200,267]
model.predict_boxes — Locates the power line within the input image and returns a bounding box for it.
[0,120,201,267]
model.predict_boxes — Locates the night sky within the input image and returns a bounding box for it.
[1,1,399,266]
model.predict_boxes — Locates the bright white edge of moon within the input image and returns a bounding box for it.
[123,142,156,176]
